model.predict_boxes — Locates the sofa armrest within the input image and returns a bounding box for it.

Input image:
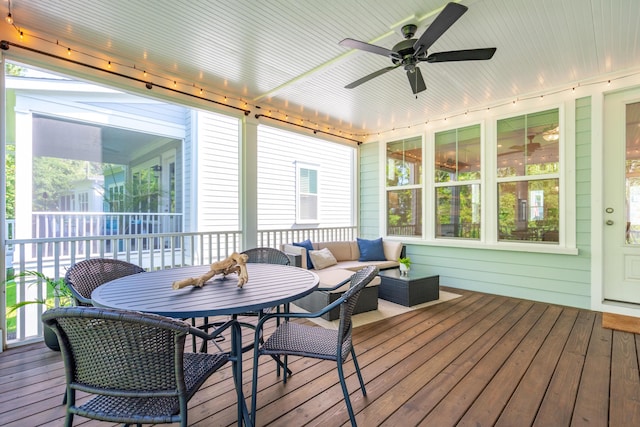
[281,244,307,269]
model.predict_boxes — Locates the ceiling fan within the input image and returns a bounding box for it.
[339,2,496,94]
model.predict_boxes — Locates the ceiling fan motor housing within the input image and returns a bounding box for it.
[401,24,417,39]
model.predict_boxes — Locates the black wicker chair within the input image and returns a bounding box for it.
[241,247,291,266]
[64,259,145,306]
[42,306,248,427]
[250,265,378,427]
[239,247,292,375]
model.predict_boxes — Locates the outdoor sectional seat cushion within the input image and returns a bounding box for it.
[282,239,403,320]
[282,239,402,272]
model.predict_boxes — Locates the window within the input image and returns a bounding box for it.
[497,108,560,243]
[434,124,481,239]
[78,192,89,212]
[107,184,125,212]
[386,137,422,237]
[297,163,319,223]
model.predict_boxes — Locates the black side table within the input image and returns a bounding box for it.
[378,267,439,306]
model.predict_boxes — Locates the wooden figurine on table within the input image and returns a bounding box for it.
[172,252,249,289]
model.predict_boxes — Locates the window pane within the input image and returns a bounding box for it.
[435,124,481,183]
[626,102,640,244]
[436,184,481,239]
[497,109,559,178]
[299,194,318,220]
[498,179,559,242]
[387,137,422,186]
[387,189,422,237]
[300,168,318,194]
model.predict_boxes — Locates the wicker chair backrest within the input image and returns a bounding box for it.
[43,306,188,392]
[241,247,290,265]
[65,259,145,305]
[337,266,379,359]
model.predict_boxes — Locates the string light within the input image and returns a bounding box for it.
[5,0,13,25]
[2,27,635,143]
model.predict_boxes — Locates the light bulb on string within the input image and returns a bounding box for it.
[5,13,13,25]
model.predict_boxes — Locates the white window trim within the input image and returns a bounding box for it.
[383,135,424,237]
[295,162,320,224]
[380,98,578,255]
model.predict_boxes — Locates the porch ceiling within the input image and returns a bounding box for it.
[3,0,640,137]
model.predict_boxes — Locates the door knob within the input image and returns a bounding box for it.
[606,220,614,225]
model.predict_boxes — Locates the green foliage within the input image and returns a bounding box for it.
[5,145,15,218]
[5,63,25,76]
[6,270,74,313]
[398,257,411,267]
[32,158,98,211]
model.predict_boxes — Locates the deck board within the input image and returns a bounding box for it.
[2,288,640,426]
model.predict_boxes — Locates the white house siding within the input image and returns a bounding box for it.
[195,111,240,231]
[256,125,355,230]
[358,96,593,310]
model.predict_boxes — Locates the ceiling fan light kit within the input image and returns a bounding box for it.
[339,2,496,95]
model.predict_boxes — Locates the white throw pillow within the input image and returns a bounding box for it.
[308,247,338,270]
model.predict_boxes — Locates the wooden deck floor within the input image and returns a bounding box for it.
[2,288,640,426]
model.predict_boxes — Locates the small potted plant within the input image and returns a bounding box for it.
[398,256,411,276]
[6,270,74,351]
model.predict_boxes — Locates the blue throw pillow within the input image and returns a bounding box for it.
[292,239,315,269]
[357,237,386,261]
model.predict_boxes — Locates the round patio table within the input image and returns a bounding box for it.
[91,263,319,318]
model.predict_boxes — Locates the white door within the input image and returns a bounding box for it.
[604,87,640,304]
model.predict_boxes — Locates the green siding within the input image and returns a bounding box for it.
[359,143,380,238]
[358,97,593,309]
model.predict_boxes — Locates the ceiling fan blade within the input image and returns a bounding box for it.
[407,67,426,94]
[426,47,497,63]
[413,2,468,57]
[345,64,401,89]
[339,38,401,59]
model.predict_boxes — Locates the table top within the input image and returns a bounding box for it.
[378,267,439,282]
[91,264,319,318]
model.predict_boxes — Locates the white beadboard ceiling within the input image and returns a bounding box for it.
[2,0,640,138]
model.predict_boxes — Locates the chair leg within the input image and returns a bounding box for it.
[270,355,293,377]
[337,362,358,426]
[283,355,289,384]
[350,348,367,396]
[250,349,261,425]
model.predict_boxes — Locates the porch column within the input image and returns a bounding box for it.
[242,116,258,249]
[13,108,33,240]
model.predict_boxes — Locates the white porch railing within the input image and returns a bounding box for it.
[256,226,357,248]
[5,230,241,346]
[4,225,357,347]
[29,212,183,257]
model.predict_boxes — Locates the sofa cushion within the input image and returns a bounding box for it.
[315,268,381,292]
[314,241,358,261]
[292,239,315,269]
[309,247,338,270]
[357,237,386,261]
[335,260,400,272]
[383,240,403,262]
